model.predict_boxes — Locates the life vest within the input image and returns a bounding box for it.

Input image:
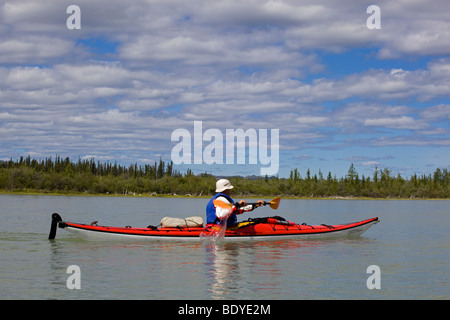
[206,193,237,226]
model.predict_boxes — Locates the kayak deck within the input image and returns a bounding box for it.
[49,213,379,242]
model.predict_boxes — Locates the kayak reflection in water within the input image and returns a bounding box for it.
[206,179,264,228]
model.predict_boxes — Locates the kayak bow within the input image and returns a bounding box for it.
[49,213,379,242]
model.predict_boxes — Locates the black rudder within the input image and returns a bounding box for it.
[48,213,62,240]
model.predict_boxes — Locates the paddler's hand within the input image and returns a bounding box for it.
[238,200,247,207]
[256,200,265,207]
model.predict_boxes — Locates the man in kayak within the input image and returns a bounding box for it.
[206,179,264,227]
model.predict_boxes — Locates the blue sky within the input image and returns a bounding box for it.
[0,0,449,178]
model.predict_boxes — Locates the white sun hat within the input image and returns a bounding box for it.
[215,179,234,193]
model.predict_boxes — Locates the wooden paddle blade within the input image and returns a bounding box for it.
[213,199,234,210]
[269,197,281,210]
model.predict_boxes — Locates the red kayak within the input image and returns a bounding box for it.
[49,213,379,242]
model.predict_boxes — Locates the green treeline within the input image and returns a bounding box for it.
[0,156,449,198]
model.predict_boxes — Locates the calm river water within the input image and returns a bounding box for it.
[0,194,448,300]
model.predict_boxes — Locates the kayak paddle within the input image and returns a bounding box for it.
[214,197,281,210]
[213,199,233,210]
[258,197,281,210]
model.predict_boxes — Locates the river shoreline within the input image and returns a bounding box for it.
[1,189,447,200]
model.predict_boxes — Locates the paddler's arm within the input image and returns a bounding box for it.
[233,200,248,215]
[235,200,265,213]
